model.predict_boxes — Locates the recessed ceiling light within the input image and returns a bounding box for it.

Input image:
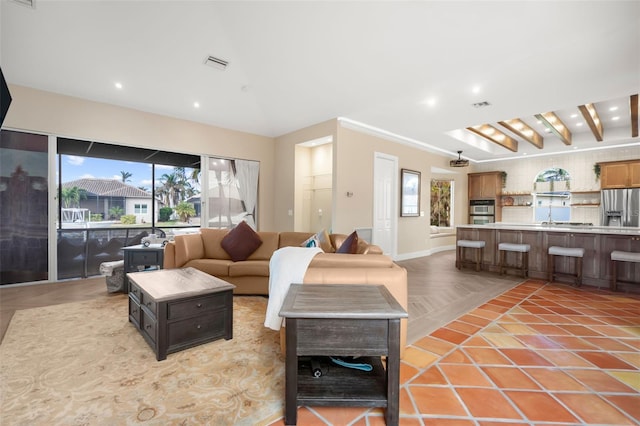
[472,85,481,94]
[570,113,578,118]
[576,122,583,126]
[423,97,437,107]
[193,102,200,108]
[612,116,620,121]
[114,82,123,90]
[609,106,619,111]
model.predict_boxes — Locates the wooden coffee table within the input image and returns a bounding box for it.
[279,284,408,425]
[127,267,235,361]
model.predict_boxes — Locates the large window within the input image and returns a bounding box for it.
[430,179,453,227]
[533,168,571,223]
[56,138,202,279]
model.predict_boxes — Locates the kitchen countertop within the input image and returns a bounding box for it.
[457,222,640,236]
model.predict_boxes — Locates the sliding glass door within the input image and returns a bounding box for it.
[0,130,49,285]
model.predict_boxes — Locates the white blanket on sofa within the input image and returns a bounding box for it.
[264,246,322,330]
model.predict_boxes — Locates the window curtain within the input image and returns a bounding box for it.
[234,160,259,229]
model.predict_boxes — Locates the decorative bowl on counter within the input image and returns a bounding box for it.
[503,196,514,206]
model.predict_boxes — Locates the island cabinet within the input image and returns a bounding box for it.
[544,232,600,281]
[599,159,640,189]
[456,225,640,291]
[600,234,640,284]
[468,172,503,200]
[495,229,545,276]
[456,227,497,269]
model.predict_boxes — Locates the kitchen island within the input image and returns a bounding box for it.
[456,223,640,291]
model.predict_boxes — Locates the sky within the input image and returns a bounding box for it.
[60,155,191,191]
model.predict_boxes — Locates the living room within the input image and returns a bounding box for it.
[1,1,639,425]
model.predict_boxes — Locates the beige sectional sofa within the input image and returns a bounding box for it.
[163,228,408,354]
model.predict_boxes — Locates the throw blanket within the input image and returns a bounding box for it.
[264,246,322,330]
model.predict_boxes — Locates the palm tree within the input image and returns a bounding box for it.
[120,171,132,183]
[60,186,87,208]
[174,201,196,223]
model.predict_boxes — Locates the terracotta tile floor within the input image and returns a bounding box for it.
[268,280,640,425]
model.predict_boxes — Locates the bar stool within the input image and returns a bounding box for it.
[498,243,530,278]
[548,246,585,287]
[456,240,485,272]
[610,251,640,291]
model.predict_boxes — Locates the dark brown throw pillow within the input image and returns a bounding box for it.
[336,231,359,254]
[221,221,263,261]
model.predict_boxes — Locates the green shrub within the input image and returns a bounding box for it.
[90,214,102,222]
[120,214,136,224]
[159,207,173,222]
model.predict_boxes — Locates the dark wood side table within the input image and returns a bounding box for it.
[128,267,235,361]
[123,244,165,274]
[279,284,408,426]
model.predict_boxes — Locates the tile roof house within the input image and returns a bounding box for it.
[62,178,158,223]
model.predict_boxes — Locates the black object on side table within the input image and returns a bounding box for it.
[279,283,408,426]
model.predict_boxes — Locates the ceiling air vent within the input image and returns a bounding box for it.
[472,101,491,108]
[11,0,35,7]
[204,55,229,71]
[450,151,469,168]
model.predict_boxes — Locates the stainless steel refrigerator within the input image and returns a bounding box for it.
[601,188,640,227]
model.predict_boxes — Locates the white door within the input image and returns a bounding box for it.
[373,152,398,257]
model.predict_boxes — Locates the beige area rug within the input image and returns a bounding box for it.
[0,295,285,426]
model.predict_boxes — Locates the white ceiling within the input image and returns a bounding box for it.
[1,0,639,163]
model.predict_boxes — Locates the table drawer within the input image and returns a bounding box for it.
[168,292,228,320]
[129,297,141,326]
[141,310,157,343]
[130,251,160,265]
[296,318,389,355]
[168,312,227,347]
[129,281,142,301]
[140,293,158,316]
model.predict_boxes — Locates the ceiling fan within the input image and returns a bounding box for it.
[450,151,469,168]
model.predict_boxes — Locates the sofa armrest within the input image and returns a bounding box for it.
[163,241,177,269]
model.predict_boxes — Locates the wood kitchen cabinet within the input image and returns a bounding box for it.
[599,159,640,189]
[468,172,503,199]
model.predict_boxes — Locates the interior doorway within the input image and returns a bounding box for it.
[373,152,398,257]
[294,136,333,233]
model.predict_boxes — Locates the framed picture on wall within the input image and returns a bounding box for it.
[401,169,420,217]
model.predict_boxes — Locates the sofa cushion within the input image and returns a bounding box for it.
[278,232,315,248]
[221,221,263,261]
[336,231,359,254]
[247,232,279,260]
[229,260,270,277]
[309,253,393,268]
[201,228,231,260]
[184,259,232,277]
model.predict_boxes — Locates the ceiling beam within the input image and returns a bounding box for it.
[578,103,603,141]
[631,94,639,138]
[466,124,518,152]
[535,112,572,145]
[498,119,544,149]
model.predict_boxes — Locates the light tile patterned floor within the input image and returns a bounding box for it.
[269,280,640,425]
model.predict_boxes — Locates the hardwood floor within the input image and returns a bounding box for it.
[398,250,522,344]
[0,251,524,345]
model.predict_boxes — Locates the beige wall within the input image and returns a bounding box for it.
[334,126,467,257]
[4,85,277,230]
[274,119,337,231]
